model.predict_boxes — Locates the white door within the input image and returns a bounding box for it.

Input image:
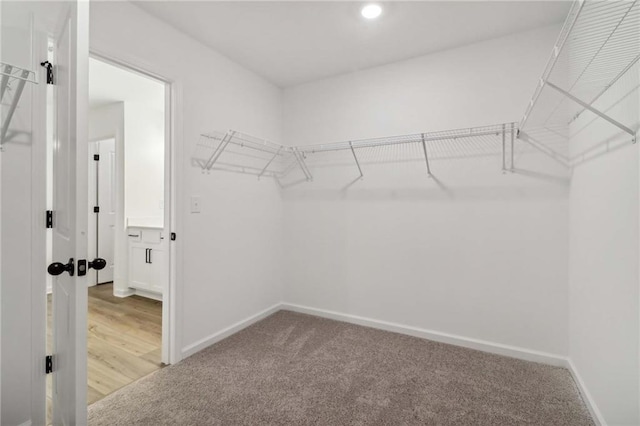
[88,138,115,285]
[97,139,116,283]
[49,2,90,425]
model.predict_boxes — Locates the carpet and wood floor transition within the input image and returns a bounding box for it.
[47,284,163,423]
[88,310,593,425]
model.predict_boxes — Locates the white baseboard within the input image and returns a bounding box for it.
[566,359,605,426]
[280,303,568,367]
[113,287,163,301]
[181,303,281,359]
[113,288,135,298]
[133,288,163,301]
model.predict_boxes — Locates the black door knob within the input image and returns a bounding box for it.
[88,258,106,271]
[48,258,75,276]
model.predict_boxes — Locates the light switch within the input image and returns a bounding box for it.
[190,196,201,213]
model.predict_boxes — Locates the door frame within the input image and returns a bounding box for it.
[31,24,49,426]
[88,50,183,365]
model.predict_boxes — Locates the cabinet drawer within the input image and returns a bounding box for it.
[127,231,142,242]
[127,227,163,245]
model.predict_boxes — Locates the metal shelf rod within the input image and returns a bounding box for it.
[546,80,636,139]
[298,127,507,154]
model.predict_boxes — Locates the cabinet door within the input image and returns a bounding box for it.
[149,247,165,294]
[129,246,154,292]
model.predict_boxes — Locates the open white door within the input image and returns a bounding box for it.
[97,139,116,284]
[88,138,115,286]
[49,1,90,424]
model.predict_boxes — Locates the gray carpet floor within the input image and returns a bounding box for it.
[88,310,594,425]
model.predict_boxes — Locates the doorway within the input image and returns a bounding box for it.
[45,55,173,421]
[86,55,170,396]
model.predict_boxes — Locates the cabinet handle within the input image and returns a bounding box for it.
[145,248,149,264]
[148,248,152,264]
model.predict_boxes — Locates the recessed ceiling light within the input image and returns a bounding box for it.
[361,4,382,20]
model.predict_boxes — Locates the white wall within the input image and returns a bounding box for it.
[1,24,36,426]
[568,61,640,424]
[282,25,571,356]
[284,25,562,143]
[1,3,47,425]
[124,103,164,226]
[90,1,284,358]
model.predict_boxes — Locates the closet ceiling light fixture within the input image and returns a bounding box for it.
[361,4,382,19]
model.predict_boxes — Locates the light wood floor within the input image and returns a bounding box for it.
[47,283,163,422]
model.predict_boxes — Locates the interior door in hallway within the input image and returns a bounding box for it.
[91,138,116,284]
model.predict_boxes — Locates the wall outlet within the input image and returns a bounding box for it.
[190,196,201,213]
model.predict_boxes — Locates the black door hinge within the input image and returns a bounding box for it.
[94,154,99,161]
[45,355,53,374]
[46,210,53,228]
[94,206,100,213]
[170,232,176,241]
[40,61,54,85]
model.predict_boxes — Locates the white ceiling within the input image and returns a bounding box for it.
[133,1,571,88]
[89,58,165,109]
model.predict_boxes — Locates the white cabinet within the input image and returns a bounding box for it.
[127,227,165,296]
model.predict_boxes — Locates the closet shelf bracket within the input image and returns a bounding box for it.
[420,134,432,177]
[546,81,636,142]
[258,146,282,179]
[1,62,38,146]
[204,130,234,171]
[501,124,507,173]
[293,148,313,181]
[510,123,515,171]
[349,141,364,179]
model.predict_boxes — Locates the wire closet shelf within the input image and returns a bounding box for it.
[518,0,640,165]
[0,62,38,146]
[194,123,517,187]
[196,0,637,182]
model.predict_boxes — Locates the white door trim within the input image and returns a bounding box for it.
[88,50,183,365]
[31,28,49,426]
